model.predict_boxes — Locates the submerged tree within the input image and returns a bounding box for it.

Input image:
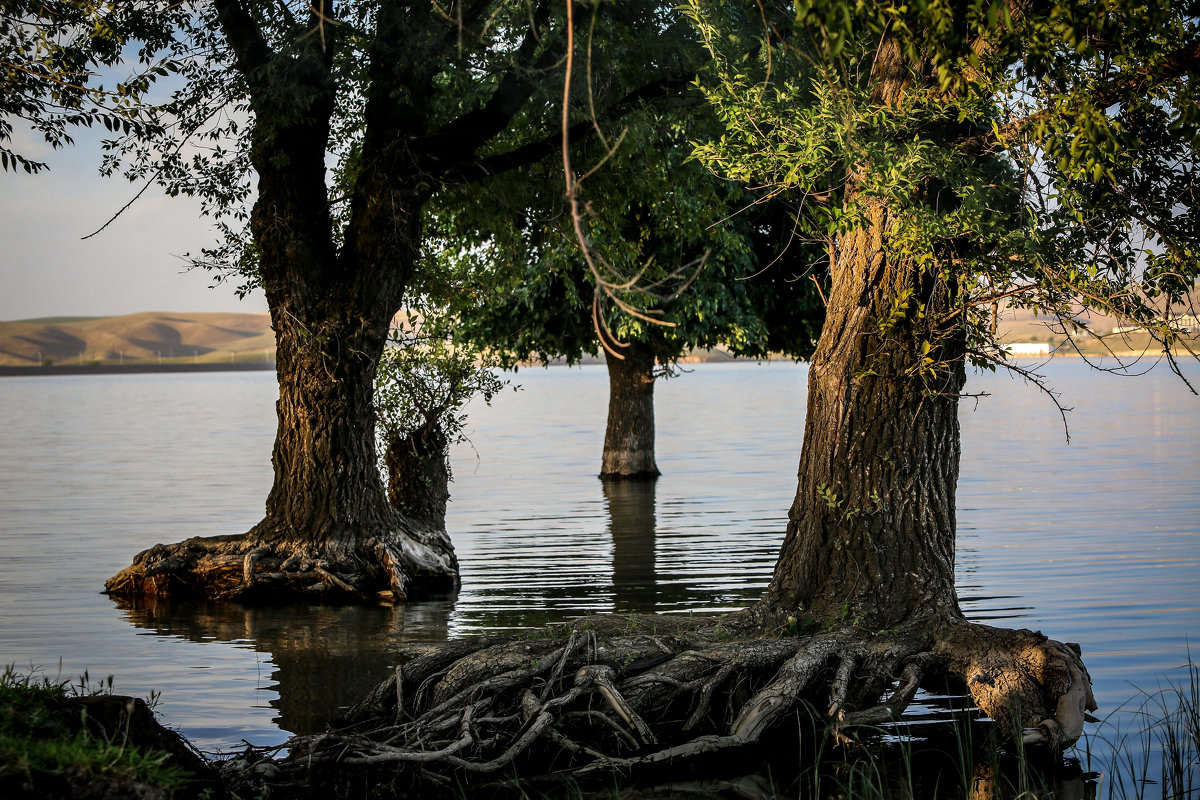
[692,0,1199,637]
[445,106,824,479]
[92,0,708,603]
[375,322,506,532]
[217,1,1197,792]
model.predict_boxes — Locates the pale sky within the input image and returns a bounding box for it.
[0,128,268,321]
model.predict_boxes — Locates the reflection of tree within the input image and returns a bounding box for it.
[605,480,657,613]
[112,596,454,736]
[967,759,1090,800]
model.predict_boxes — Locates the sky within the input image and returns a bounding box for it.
[0,128,268,321]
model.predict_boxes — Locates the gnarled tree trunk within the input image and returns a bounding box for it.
[103,248,459,604]
[760,199,963,630]
[600,340,660,480]
[735,194,1094,749]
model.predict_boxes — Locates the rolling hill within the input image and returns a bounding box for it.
[0,311,275,366]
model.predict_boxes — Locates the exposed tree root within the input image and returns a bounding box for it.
[103,517,458,603]
[223,612,1095,796]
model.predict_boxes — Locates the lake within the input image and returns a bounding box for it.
[0,359,1196,786]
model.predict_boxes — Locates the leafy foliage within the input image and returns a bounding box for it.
[439,99,825,371]
[687,0,1199,375]
[0,1,180,174]
[375,323,508,451]
[90,2,713,292]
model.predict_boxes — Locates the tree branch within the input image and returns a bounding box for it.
[212,0,274,87]
[985,34,1200,148]
[460,70,703,183]
[423,0,563,170]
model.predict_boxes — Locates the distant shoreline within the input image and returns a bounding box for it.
[0,362,275,378]
[0,349,1157,379]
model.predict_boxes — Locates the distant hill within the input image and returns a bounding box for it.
[994,305,1120,340]
[0,311,274,366]
[993,295,1199,357]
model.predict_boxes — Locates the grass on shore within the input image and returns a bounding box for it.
[0,666,193,798]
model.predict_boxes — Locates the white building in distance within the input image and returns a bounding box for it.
[1002,342,1053,356]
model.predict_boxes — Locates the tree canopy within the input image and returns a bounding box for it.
[439,102,825,370]
[689,0,1199,382]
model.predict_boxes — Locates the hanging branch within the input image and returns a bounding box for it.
[560,0,696,360]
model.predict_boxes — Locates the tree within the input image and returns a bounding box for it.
[684,0,1197,749]
[215,1,1197,791]
[374,323,506,532]
[0,1,175,175]
[443,105,824,479]
[692,0,1198,627]
[90,0,708,603]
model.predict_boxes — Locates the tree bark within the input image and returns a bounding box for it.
[385,424,451,532]
[600,340,661,480]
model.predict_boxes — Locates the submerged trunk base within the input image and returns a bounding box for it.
[225,610,1094,796]
[104,518,458,604]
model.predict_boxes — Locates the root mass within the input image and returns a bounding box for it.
[225,611,1095,796]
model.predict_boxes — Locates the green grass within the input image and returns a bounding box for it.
[0,666,192,797]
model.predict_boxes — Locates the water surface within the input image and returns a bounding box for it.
[0,360,1195,766]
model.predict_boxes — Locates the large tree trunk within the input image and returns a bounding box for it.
[760,200,963,630]
[600,340,660,480]
[740,36,1097,748]
[103,270,459,604]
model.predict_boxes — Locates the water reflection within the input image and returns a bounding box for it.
[607,479,658,613]
[113,596,455,736]
[107,477,748,736]
[609,732,1094,799]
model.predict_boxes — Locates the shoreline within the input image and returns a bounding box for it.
[0,349,1161,379]
[0,362,276,378]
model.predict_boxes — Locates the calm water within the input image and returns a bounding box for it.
[0,360,1196,768]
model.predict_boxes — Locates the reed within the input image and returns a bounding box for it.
[1081,656,1199,800]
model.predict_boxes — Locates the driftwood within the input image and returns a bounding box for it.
[222,611,1095,797]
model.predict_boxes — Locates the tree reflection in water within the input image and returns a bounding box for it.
[606,479,658,613]
[112,597,454,736]
[108,481,755,740]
